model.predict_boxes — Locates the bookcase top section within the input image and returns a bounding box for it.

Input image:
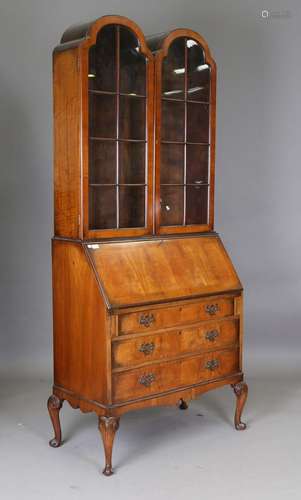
[86,235,242,310]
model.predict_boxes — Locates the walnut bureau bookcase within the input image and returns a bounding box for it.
[48,15,248,476]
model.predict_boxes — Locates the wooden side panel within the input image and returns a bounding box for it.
[52,240,109,404]
[53,49,81,238]
[234,293,244,372]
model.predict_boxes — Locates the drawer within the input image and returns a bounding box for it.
[112,348,239,403]
[113,318,239,369]
[118,296,235,335]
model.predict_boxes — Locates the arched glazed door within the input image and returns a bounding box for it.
[82,17,154,238]
[149,30,216,234]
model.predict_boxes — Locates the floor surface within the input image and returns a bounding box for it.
[1,351,300,500]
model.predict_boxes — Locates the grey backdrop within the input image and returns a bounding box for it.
[1,0,300,369]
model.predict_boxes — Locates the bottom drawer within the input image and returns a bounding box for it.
[112,348,239,403]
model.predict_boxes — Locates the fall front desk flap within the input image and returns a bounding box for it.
[86,235,242,310]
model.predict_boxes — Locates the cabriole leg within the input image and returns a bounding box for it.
[231,382,248,430]
[98,416,120,476]
[47,394,64,447]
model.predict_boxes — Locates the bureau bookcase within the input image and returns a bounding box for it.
[48,15,248,476]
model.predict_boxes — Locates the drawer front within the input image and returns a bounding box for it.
[118,297,235,335]
[112,348,239,403]
[113,319,238,369]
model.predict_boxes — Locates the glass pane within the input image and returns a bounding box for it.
[162,38,185,100]
[186,144,209,184]
[88,24,149,232]
[119,96,145,140]
[89,94,116,138]
[187,41,210,102]
[187,102,209,143]
[160,186,184,226]
[119,186,145,228]
[89,186,117,229]
[89,25,116,92]
[186,185,208,225]
[159,36,211,229]
[120,27,146,95]
[119,142,145,184]
[161,100,185,142]
[89,141,116,184]
[160,144,184,184]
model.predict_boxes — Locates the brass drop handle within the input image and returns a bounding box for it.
[205,330,219,342]
[139,342,155,356]
[205,359,219,371]
[205,303,219,316]
[139,313,155,327]
[139,373,156,387]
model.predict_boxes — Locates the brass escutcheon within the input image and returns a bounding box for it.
[139,373,156,387]
[205,304,219,315]
[205,330,219,342]
[139,342,155,355]
[205,359,219,371]
[139,313,155,327]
